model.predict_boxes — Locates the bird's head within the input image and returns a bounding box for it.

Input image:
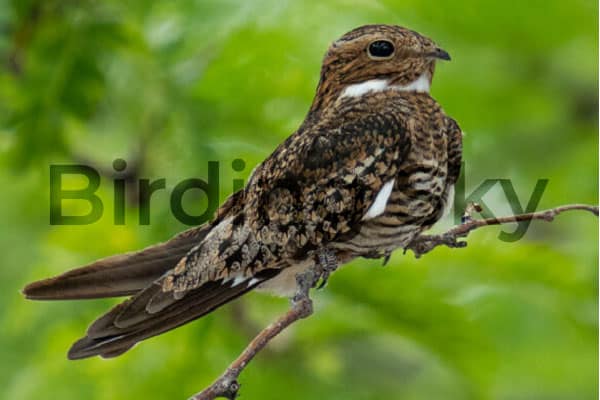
[310,25,450,114]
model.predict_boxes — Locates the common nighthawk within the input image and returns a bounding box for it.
[24,24,462,359]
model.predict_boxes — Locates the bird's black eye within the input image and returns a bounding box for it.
[367,40,395,59]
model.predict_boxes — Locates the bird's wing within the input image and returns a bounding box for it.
[244,105,413,258]
[68,103,412,359]
[23,189,245,300]
[162,103,412,295]
[22,225,211,300]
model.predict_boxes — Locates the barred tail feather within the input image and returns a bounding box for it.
[68,269,280,359]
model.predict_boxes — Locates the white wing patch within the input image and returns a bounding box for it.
[363,179,395,220]
[341,73,430,99]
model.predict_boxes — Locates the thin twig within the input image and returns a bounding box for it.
[190,203,598,399]
[406,203,599,258]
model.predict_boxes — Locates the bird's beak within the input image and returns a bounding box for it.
[426,48,451,61]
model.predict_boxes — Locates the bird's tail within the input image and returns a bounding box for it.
[22,224,212,300]
[61,211,282,359]
[21,191,283,359]
[66,267,279,359]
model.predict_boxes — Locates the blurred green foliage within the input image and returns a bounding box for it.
[0,0,598,399]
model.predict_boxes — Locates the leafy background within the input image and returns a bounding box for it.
[0,0,597,399]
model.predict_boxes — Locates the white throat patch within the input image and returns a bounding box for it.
[341,74,430,98]
[341,79,388,98]
[399,73,431,93]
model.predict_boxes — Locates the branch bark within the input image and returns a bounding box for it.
[189,203,598,400]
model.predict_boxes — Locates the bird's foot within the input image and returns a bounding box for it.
[404,232,467,258]
[314,248,338,289]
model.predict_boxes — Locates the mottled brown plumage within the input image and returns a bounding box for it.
[23,24,462,359]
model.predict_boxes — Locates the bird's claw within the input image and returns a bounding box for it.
[316,272,330,289]
[315,249,338,289]
[382,252,391,266]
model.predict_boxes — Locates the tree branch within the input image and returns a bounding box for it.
[405,203,598,258]
[190,267,319,400]
[189,203,598,399]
